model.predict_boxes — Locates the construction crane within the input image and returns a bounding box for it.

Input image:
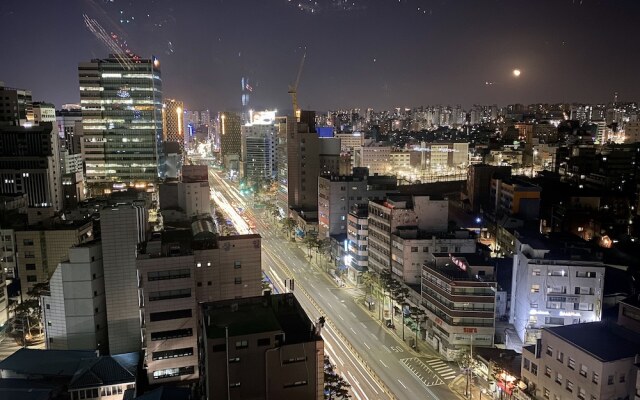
[288,52,306,121]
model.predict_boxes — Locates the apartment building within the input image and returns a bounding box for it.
[42,241,107,351]
[510,234,606,344]
[137,220,262,383]
[16,218,93,295]
[201,293,324,400]
[346,204,368,285]
[490,177,542,219]
[421,253,497,360]
[318,168,396,238]
[520,298,640,400]
[391,228,476,284]
[368,194,448,276]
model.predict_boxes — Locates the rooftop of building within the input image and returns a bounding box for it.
[203,293,320,345]
[516,231,604,262]
[546,322,640,362]
[17,216,92,232]
[425,252,496,282]
[393,227,475,240]
[492,176,542,190]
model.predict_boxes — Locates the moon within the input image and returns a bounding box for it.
[513,69,521,77]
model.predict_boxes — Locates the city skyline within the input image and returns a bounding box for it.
[1,0,639,113]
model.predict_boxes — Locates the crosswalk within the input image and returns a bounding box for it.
[423,357,459,380]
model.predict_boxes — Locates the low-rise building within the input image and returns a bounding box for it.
[510,234,606,344]
[520,298,640,400]
[346,204,368,285]
[391,228,477,285]
[318,168,396,238]
[0,348,138,400]
[16,217,93,295]
[421,253,497,360]
[201,293,324,400]
[137,219,262,384]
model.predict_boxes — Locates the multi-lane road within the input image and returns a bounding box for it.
[207,167,461,400]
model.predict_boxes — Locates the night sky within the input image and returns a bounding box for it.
[1,0,639,113]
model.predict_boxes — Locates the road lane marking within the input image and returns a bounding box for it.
[339,314,344,321]
[397,379,407,389]
[364,342,370,350]
[380,360,388,368]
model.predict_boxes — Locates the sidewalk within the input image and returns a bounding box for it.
[450,375,491,400]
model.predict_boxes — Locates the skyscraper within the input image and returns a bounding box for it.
[162,98,184,152]
[78,55,163,195]
[241,111,276,181]
[218,112,241,171]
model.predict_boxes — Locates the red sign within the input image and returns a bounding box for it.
[463,328,478,334]
[449,254,468,271]
[435,317,443,326]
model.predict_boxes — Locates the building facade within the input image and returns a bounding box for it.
[421,253,497,360]
[317,170,396,238]
[510,235,606,344]
[367,195,449,276]
[137,224,262,383]
[101,204,147,355]
[162,98,184,151]
[16,219,93,296]
[42,242,107,351]
[520,299,640,400]
[78,56,163,194]
[219,112,242,171]
[241,122,276,181]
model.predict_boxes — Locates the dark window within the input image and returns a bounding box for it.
[283,356,307,364]
[235,340,248,349]
[26,275,37,282]
[151,328,193,341]
[235,277,242,284]
[284,380,308,388]
[23,239,34,246]
[25,263,36,270]
[257,337,270,346]
[148,288,191,301]
[149,309,192,322]
[147,268,190,281]
[207,281,212,286]
[234,261,241,269]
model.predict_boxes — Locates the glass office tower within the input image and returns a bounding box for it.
[78,55,163,195]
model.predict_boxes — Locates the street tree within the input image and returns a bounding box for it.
[409,305,427,350]
[324,356,351,400]
[281,217,297,240]
[391,284,410,340]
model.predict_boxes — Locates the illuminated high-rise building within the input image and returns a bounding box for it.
[78,55,163,195]
[218,112,241,171]
[241,111,276,181]
[162,98,184,152]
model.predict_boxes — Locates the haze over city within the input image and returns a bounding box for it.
[2,0,640,111]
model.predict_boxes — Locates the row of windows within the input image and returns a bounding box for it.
[151,328,193,341]
[148,288,191,302]
[149,308,192,322]
[532,269,598,278]
[147,268,190,281]
[152,366,194,379]
[211,337,273,352]
[152,347,194,361]
[71,384,134,400]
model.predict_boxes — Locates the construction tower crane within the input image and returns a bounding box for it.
[288,52,306,121]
